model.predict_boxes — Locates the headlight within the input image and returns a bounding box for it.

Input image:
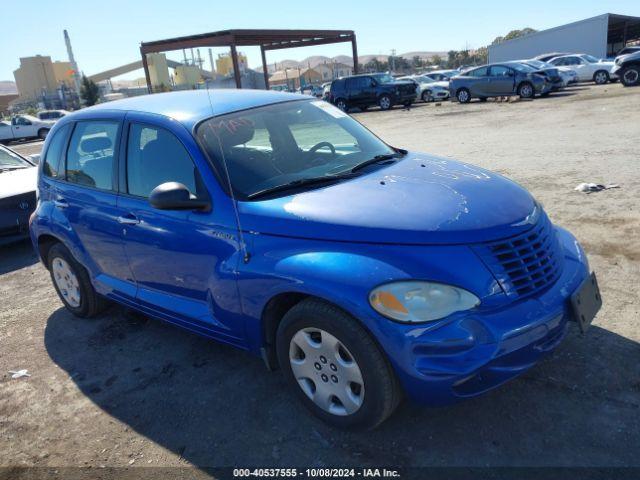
[369,281,480,323]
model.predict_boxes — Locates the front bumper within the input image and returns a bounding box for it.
[382,227,590,406]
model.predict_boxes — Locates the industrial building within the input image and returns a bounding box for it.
[12,55,80,110]
[488,13,640,63]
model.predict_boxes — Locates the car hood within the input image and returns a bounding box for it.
[0,166,37,198]
[238,153,538,245]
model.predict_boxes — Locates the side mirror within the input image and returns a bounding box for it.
[149,182,210,211]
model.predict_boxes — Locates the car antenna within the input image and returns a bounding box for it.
[205,88,251,264]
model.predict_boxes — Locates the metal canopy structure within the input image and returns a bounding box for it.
[140,29,358,91]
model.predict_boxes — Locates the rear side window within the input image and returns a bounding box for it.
[126,123,200,198]
[469,67,488,77]
[65,121,118,190]
[42,124,71,178]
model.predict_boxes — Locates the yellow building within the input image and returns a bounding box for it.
[216,52,247,76]
[147,53,171,91]
[13,56,58,100]
[174,65,202,88]
[269,67,322,89]
[52,61,75,88]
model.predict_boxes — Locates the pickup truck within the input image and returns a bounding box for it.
[0,115,56,144]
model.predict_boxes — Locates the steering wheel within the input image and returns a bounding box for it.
[308,141,337,166]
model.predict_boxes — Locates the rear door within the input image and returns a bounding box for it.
[53,114,137,300]
[487,65,516,94]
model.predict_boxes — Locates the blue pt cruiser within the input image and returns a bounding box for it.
[30,90,601,429]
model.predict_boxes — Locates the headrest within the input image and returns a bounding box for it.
[81,136,112,153]
[207,118,255,149]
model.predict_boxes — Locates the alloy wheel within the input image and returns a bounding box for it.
[623,68,639,86]
[379,96,391,110]
[289,327,364,416]
[520,84,533,98]
[52,257,81,308]
[594,71,608,84]
[457,90,469,103]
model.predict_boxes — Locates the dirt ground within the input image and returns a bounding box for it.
[1,84,639,474]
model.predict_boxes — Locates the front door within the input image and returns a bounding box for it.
[116,114,244,344]
[12,116,37,138]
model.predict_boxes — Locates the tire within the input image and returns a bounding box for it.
[276,298,401,430]
[360,105,369,112]
[47,243,109,318]
[378,94,392,110]
[37,128,49,140]
[517,82,535,99]
[593,70,610,85]
[335,98,348,112]
[421,90,432,102]
[456,88,471,103]
[620,65,640,87]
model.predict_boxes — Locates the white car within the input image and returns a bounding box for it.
[548,54,617,84]
[398,75,450,102]
[0,115,55,144]
[37,109,69,121]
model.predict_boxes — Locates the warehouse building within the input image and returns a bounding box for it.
[488,13,640,62]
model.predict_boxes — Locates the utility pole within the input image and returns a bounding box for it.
[390,49,396,73]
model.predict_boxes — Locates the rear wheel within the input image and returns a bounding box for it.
[378,95,392,110]
[37,128,49,140]
[47,243,108,318]
[518,82,535,99]
[276,298,401,429]
[456,88,471,103]
[335,98,348,112]
[593,70,610,85]
[620,65,640,86]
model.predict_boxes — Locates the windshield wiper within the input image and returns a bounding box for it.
[350,152,404,173]
[247,173,358,200]
[0,166,29,172]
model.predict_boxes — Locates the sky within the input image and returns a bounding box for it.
[2,0,638,81]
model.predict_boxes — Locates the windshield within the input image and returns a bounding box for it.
[372,73,395,84]
[0,147,31,168]
[582,54,599,63]
[196,99,396,200]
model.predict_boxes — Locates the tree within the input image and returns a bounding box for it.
[491,28,537,45]
[431,54,443,67]
[80,75,100,106]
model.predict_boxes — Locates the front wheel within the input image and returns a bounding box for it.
[38,128,49,140]
[335,98,349,112]
[421,90,432,102]
[518,82,535,99]
[378,95,392,110]
[620,65,640,86]
[276,298,401,429]
[456,88,471,103]
[47,243,108,318]
[593,70,610,85]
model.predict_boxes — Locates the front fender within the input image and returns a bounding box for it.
[237,233,500,354]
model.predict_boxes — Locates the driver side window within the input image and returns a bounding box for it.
[126,123,200,198]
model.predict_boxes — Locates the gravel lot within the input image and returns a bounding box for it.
[1,84,639,473]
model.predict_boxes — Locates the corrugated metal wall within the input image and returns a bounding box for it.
[488,14,609,62]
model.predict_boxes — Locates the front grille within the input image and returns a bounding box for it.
[473,211,563,298]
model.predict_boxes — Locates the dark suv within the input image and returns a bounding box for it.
[329,73,417,111]
[612,50,640,86]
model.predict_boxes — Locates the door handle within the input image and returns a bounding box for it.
[53,199,68,209]
[117,215,140,225]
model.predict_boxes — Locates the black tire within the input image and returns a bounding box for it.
[276,298,401,430]
[360,105,369,112]
[37,128,49,140]
[378,94,392,110]
[593,70,610,85]
[517,82,535,99]
[47,243,109,318]
[421,90,432,102]
[620,65,640,87]
[456,88,471,103]
[335,98,349,112]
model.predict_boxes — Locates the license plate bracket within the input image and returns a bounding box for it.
[570,272,602,333]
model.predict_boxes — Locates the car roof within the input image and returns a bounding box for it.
[69,89,308,129]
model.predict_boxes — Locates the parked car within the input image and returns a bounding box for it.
[450,62,551,103]
[534,52,572,62]
[398,75,450,102]
[31,90,600,429]
[547,54,617,84]
[321,82,332,101]
[517,60,569,90]
[37,110,69,121]
[329,73,416,111]
[422,70,459,82]
[612,50,640,86]
[298,85,323,98]
[0,115,55,144]
[0,144,37,245]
